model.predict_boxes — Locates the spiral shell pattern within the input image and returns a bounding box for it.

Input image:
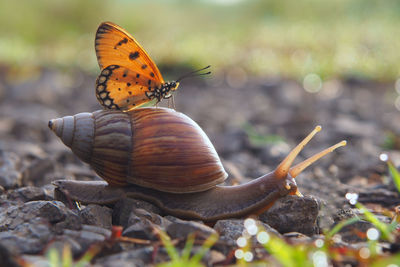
[49,108,227,193]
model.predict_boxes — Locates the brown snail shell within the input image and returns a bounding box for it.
[49,107,227,193]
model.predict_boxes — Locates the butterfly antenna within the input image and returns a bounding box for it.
[176,65,211,82]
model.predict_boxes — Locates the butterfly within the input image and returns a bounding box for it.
[94,21,210,111]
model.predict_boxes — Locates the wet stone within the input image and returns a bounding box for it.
[259,195,320,236]
[79,204,112,230]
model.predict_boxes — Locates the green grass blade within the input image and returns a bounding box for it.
[181,233,195,261]
[388,161,400,194]
[356,203,393,242]
[190,233,218,264]
[325,217,361,239]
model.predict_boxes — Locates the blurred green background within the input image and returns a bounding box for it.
[1,0,400,81]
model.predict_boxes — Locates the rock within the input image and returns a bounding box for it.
[79,204,112,229]
[95,247,156,266]
[112,198,161,228]
[336,220,376,243]
[21,157,55,186]
[122,218,158,241]
[213,219,281,245]
[259,195,320,236]
[0,243,20,267]
[8,186,48,202]
[43,235,83,257]
[122,210,170,241]
[166,217,216,240]
[0,219,52,254]
[63,227,107,252]
[0,200,82,232]
[0,151,22,189]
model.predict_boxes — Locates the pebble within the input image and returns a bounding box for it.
[213,218,281,245]
[259,195,320,236]
[0,151,22,189]
[79,204,113,229]
[8,186,48,202]
[165,217,217,240]
[112,198,161,228]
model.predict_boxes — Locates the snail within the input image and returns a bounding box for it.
[49,107,346,222]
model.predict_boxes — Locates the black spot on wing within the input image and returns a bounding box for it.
[114,38,128,49]
[141,64,147,69]
[129,51,140,60]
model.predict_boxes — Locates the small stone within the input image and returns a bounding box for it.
[213,219,280,245]
[337,220,375,243]
[0,151,21,189]
[123,218,158,241]
[43,235,82,258]
[95,247,164,266]
[112,198,160,227]
[79,204,112,229]
[82,224,111,239]
[166,217,216,240]
[128,208,171,228]
[259,195,320,236]
[8,186,47,202]
[63,228,106,252]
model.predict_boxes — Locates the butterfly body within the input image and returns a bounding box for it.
[94,22,180,111]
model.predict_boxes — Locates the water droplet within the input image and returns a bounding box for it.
[359,247,370,259]
[243,251,254,262]
[314,238,324,248]
[379,153,388,162]
[256,231,270,244]
[366,228,379,240]
[312,251,328,267]
[345,192,358,205]
[234,249,244,259]
[247,224,258,235]
[244,218,256,228]
[236,236,247,247]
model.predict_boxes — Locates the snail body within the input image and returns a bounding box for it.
[50,107,345,222]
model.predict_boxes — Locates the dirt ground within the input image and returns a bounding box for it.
[0,65,399,265]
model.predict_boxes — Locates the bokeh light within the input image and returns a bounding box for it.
[314,239,324,248]
[379,153,388,162]
[236,236,247,247]
[312,251,328,267]
[256,231,270,244]
[234,249,244,259]
[345,192,359,205]
[366,228,379,241]
[359,247,370,259]
[303,73,322,93]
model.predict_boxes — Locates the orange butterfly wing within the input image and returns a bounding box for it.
[95,22,164,110]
